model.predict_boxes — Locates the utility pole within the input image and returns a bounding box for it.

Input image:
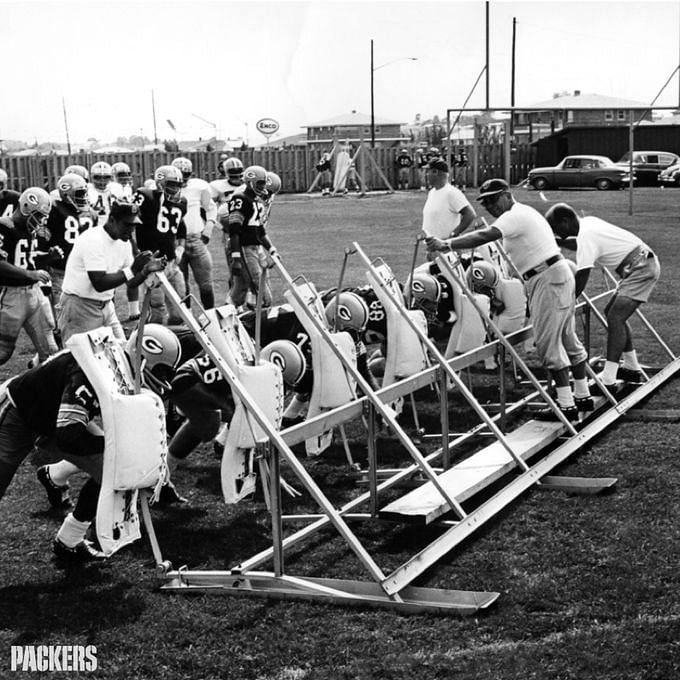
[151,90,158,145]
[511,17,517,137]
[370,39,375,148]
[485,1,490,110]
[62,97,71,155]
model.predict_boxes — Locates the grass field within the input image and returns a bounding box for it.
[1,186,679,679]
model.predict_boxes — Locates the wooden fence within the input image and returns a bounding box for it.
[1,143,536,194]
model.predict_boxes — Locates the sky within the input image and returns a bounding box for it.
[2,0,680,145]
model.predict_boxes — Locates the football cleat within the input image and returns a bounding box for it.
[574,396,594,412]
[53,538,106,564]
[37,466,72,510]
[617,367,645,384]
[154,481,188,507]
[534,404,580,422]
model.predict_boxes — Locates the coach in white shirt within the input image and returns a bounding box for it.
[58,201,166,343]
[421,159,477,251]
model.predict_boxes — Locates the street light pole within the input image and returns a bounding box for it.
[370,41,417,149]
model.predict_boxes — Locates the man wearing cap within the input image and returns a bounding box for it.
[545,202,659,389]
[421,159,477,260]
[57,200,167,344]
[425,178,591,421]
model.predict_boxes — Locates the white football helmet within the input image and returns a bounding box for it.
[243,165,268,197]
[64,164,89,182]
[171,157,193,182]
[410,272,442,305]
[260,340,307,386]
[19,187,52,235]
[154,165,184,203]
[224,157,244,183]
[90,161,113,191]
[57,173,89,211]
[0,168,7,190]
[126,324,182,395]
[324,291,370,332]
[111,162,132,186]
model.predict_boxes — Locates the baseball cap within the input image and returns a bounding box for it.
[427,159,449,173]
[110,199,142,224]
[477,178,509,201]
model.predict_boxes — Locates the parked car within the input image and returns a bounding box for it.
[658,161,680,186]
[616,151,679,186]
[528,155,631,191]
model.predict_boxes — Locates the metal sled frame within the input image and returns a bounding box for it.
[150,243,680,612]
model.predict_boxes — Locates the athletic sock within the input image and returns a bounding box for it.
[48,460,80,487]
[601,360,619,384]
[621,350,641,371]
[555,386,575,409]
[56,513,91,548]
[128,301,140,317]
[573,377,591,399]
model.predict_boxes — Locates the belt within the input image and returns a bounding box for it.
[522,254,563,281]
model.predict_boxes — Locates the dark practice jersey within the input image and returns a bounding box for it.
[6,351,100,437]
[38,200,97,270]
[133,188,187,260]
[396,153,413,168]
[222,187,267,248]
[0,216,36,272]
[0,190,20,220]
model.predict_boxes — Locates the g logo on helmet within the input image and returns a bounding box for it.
[26,192,40,206]
[411,279,426,295]
[337,304,353,324]
[471,267,486,281]
[142,335,165,355]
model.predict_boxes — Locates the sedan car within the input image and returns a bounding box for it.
[658,161,680,186]
[528,155,631,191]
[616,150,679,186]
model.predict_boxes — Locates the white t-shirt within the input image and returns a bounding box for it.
[62,225,133,301]
[492,202,560,275]
[576,216,645,271]
[181,177,217,236]
[422,184,470,239]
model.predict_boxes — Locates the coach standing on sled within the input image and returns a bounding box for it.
[545,202,660,391]
[426,178,592,421]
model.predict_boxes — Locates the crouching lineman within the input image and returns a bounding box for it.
[0,324,183,563]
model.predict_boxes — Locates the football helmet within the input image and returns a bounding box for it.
[410,272,442,304]
[243,165,268,197]
[111,161,132,185]
[154,165,184,203]
[126,324,182,395]
[64,164,89,182]
[0,168,7,190]
[265,171,282,196]
[217,153,230,177]
[90,161,113,190]
[171,157,193,182]
[429,146,440,155]
[467,260,500,293]
[18,187,52,235]
[260,340,307,386]
[57,173,89,211]
[324,291,370,333]
[224,157,244,183]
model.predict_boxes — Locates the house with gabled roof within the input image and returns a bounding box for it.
[302,110,408,148]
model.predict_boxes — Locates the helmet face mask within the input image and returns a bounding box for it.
[111,162,132,186]
[225,157,244,185]
[243,165,268,197]
[154,165,184,203]
[58,173,89,211]
[19,187,51,235]
[90,162,113,191]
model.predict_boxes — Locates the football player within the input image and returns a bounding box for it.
[87,161,114,225]
[0,169,20,220]
[221,165,276,310]
[171,157,217,310]
[0,324,182,563]
[110,161,134,200]
[395,148,413,190]
[133,165,187,325]
[0,187,58,365]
